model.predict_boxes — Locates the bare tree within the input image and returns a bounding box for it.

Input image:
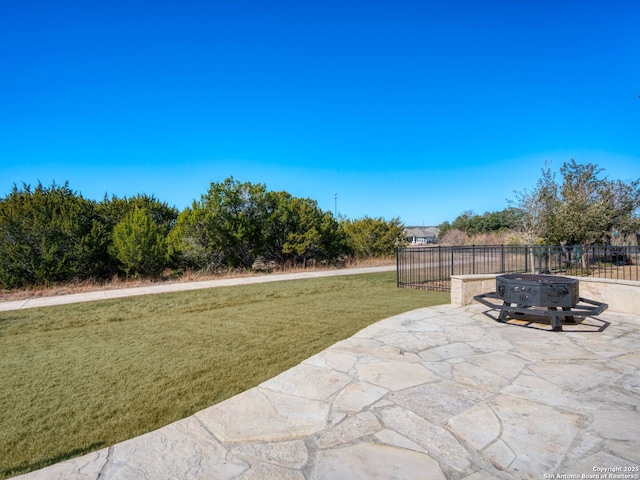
[509,162,558,271]
[439,228,469,246]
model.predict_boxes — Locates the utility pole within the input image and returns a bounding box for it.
[334,193,338,217]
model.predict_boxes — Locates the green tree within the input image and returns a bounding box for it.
[97,194,178,276]
[111,207,168,277]
[281,209,344,267]
[343,216,405,258]
[168,179,348,272]
[437,220,452,240]
[262,192,346,266]
[167,178,268,270]
[261,191,303,264]
[549,160,640,246]
[99,194,178,236]
[451,210,477,234]
[604,179,640,245]
[448,209,520,237]
[166,203,210,271]
[0,182,98,288]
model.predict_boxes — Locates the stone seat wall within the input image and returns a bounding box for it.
[451,274,640,315]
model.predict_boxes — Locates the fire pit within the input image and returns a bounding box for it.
[474,274,608,331]
[497,274,579,308]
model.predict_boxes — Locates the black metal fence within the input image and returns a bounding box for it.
[396,244,640,292]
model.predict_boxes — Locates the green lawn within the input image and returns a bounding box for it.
[0,272,449,479]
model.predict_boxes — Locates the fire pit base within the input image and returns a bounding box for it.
[474,292,608,331]
[474,274,608,331]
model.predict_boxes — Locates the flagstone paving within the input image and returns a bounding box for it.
[13,303,640,479]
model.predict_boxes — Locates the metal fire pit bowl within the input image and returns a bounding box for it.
[474,274,608,331]
[496,274,579,308]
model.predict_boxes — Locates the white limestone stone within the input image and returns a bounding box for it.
[331,337,382,355]
[512,339,596,361]
[448,403,501,451]
[239,463,305,480]
[584,386,640,408]
[422,310,475,326]
[467,351,530,380]
[566,429,603,460]
[351,323,393,339]
[441,324,487,342]
[103,416,248,479]
[356,360,439,390]
[377,320,442,336]
[527,362,622,392]
[483,439,517,471]
[303,350,358,373]
[502,373,581,409]
[616,371,640,395]
[482,394,584,476]
[572,451,640,475]
[452,361,511,388]
[376,309,441,327]
[327,410,347,427]
[466,340,515,353]
[614,351,640,367]
[309,442,446,480]
[422,360,453,379]
[462,471,502,480]
[260,363,353,401]
[577,335,636,358]
[447,356,467,364]
[419,342,475,361]
[332,381,388,412]
[316,412,381,448]
[611,329,640,349]
[589,407,640,441]
[373,429,428,453]
[603,439,640,465]
[230,440,309,469]
[196,388,329,442]
[366,344,422,362]
[388,380,495,425]
[411,331,453,347]
[378,406,472,473]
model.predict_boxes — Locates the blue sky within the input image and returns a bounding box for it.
[2,0,639,226]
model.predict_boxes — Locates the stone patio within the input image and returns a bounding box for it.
[13,303,640,479]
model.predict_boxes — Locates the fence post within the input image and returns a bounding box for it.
[501,244,505,273]
[451,246,455,276]
[472,245,476,274]
[537,246,542,274]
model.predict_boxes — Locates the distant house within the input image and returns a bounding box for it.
[405,226,440,245]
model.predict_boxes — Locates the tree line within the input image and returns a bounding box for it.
[0,178,404,289]
[3,160,637,289]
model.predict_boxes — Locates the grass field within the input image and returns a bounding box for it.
[0,271,449,479]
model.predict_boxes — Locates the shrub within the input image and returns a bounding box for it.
[111,207,168,278]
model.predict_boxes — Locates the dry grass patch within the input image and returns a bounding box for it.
[0,271,448,479]
[0,257,395,302]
